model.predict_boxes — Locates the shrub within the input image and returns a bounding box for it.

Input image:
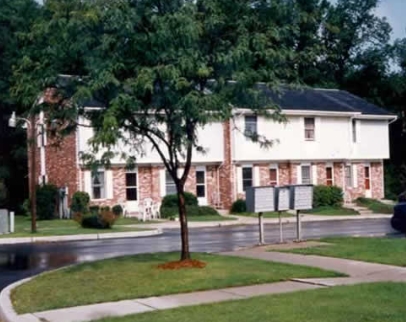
[161,192,198,208]
[160,205,220,218]
[112,205,123,216]
[313,185,343,208]
[89,205,100,215]
[72,212,83,223]
[70,191,90,213]
[101,206,111,212]
[230,199,247,213]
[36,184,58,220]
[81,210,117,229]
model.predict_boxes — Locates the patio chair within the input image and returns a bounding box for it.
[152,201,161,219]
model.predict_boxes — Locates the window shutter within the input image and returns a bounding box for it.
[84,171,92,197]
[237,166,243,193]
[105,170,113,199]
[296,165,301,184]
[352,164,358,188]
[160,169,166,197]
[253,166,260,186]
[312,165,318,185]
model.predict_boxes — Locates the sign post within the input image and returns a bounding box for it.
[246,186,276,245]
[9,211,15,233]
[258,212,264,245]
[289,185,313,242]
[275,186,290,244]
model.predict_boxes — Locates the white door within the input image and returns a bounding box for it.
[364,165,372,198]
[196,167,207,205]
[125,171,139,212]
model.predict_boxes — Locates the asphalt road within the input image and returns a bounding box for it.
[0,218,397,291]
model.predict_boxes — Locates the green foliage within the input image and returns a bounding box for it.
[81,210,117,229]
[112,205,123,216]
[0,180,7,207]
[313,185,344,208]
[36,184,58,220]
[101,206,110,212]
[356,198,393,214]
[161,206,220,219]
[384,164,406,200]
[70,191,90,213]
[161,193,198,208]
[89,205,100,215]
[230,199,247,213]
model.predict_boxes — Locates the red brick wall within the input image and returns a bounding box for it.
[219,121,234,209]
[279,163,290,185]
[371,162,384,199]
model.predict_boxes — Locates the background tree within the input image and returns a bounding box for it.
[0,0,40,210]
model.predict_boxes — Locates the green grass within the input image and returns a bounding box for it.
[302,206,359,216]
[0,216,147,239]
[356,197,394,214]
[12,252,343,314]
[233,212,293,218]
[92,283,406,322]
[282,237,406,266]
[114,217,161,225]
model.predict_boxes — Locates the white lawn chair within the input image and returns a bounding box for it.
[143,198,154,221]
[152,201,161,219]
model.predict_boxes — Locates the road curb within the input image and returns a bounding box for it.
[0,229,162,245]
[0,276,37,322]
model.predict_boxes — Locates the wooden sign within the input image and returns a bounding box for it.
[0,209,9,234]
[276,187,290,211]
[290,185,313,210]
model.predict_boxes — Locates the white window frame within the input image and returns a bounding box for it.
[345,165,353,188]
[352,119,357,143]
[300,164,312,184]
[242,165,253,192]
[125,170,138,201]
[91,170,106,200]
[195,167,206,198]
[326,163,334,186]
[304,117,315,141]
[244,115,258,135]
[269,163,279,186]
[165,171,177,196]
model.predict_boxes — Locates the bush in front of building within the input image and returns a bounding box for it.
[230,199,247,213]
[89,205,100,215]
[70,191,90,213]
[80,209,117,229]
[161,192,198,208]
[36,184,59,220]
[160,205,220,218]
[112,204,123,216]
[313,185,344,208]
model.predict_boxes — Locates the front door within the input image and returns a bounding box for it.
[364,165,372,198]
[196,167,207,206]
[125,171,139,213]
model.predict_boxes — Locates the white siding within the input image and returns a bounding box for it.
[105,170,113,199]
[353,120,390,159]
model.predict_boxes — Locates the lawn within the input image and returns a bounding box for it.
[233,212,293,218]
[356,197,394,214]
[0,216,148,239]
[302,206,359,216]
[281,237,406,266]
[92,283,406,322]
[12,252,343,314]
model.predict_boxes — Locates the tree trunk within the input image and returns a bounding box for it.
[177,185,190,261]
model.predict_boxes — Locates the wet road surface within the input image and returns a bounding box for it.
[0,218,397,291]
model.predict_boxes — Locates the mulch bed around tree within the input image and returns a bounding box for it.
[157,259,207,270]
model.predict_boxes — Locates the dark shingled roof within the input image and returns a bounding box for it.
[258,85,394,116]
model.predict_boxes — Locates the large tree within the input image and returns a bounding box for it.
[14,0,292,260]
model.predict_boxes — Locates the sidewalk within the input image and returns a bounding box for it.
[122,213,391,229]
[2,247,406,322]
[0,229,162,245]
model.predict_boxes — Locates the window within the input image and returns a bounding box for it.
[269,167,278,186]
[326,167,333,186]
[352,119,357,143]
[165,171,177,195]
[345,165,353,187]
[301,165,311,184]
[92,171,105,199]
[196,170,206,197]
[242,167,253,191]
[125,172,138,201]
[304,117,315,141]
[364,166,371,190]
[245,115,257,135]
